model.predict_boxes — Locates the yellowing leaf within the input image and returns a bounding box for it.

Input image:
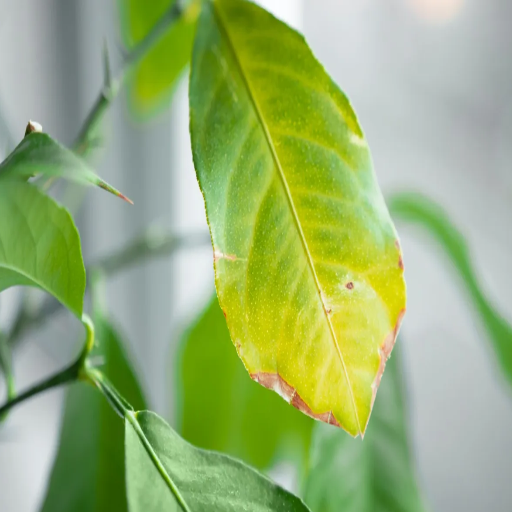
[189,0,406,436]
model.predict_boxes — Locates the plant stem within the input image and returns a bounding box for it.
[0,359,80,418]
[6,228,210,348]
[0,96,16,156]
[0,331,15,422]
[0,315,94,417]
[91,227,211,276]
[73,1,186,155]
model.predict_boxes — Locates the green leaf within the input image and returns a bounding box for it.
[178,295,313,471]
[388,191,512,387]
[40,317,146,512]
[118,0,199,118]
[0,132,131,202]
[303,345,428,512]
[125,410,311,512]
[189,0,406,436]
[0,182,85,317]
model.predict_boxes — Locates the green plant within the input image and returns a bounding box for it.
[0,1,510,510]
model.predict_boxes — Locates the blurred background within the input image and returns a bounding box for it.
[0,0,511,510]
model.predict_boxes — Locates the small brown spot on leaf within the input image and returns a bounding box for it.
[395,239,404,270]
[213,250,238,263]
[346,282,354,290]
[222,309,227,319]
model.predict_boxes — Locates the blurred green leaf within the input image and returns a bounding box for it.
[118,0,199,118]
[304,345,428,512]
[177,296,313,471]
[0,132,131,202]
[40,317,146,512]
[388,192,512,387]
[189,0,406,436]
[125,410,311,512]
[0,182,84,317]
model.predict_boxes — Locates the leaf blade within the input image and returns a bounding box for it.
[190,0,406,436]
[0,182,85,317]
[0,132,131,202]
[125,410,311,512]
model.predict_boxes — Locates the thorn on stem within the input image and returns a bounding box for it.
[24,120,42,137]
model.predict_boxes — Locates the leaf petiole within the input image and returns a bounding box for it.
[84,366,133,418]
[83,365,191,511]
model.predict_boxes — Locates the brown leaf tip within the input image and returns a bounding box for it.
[97,182,133,204]
[250,371,340,427]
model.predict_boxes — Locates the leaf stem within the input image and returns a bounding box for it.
[84,365,192,511]
[84,366,133,418]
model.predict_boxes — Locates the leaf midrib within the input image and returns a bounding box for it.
[212,0,362,435]
[127,411,192,512]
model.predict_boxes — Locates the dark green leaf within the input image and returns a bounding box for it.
[304,345,428,512]
[125,410,311,512]
[189,0,406,436]
[40,318,146,512]
[178,295,313,471]
[0,182,84,317]
[388,192,512,388]
[118,0,199,118]
[0,132,131,202]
